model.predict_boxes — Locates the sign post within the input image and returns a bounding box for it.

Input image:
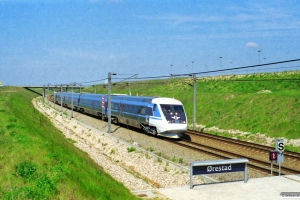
[269,151,277,176]
[275,139,284,176]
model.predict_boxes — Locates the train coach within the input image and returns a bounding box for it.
[54,92,188,138]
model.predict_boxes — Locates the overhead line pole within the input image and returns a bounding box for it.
[193,74,196,131]
[43,85,45,99]
[108,72,112,133]
[71,83,74,118]
[53,85,56,110]
[189,73,197,130]
[47,83,50,105]
[107,72,116,133]
[60,84,63,112]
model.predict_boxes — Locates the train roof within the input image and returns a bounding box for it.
[56,92,182,104]
[152,97,183,105]
[110,95,158,103]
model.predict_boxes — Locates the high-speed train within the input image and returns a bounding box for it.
[54,92,188,138]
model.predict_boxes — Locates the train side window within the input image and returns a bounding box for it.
[126,105,132,112]
[146,107,153,115]
[87,99,93,105]
[112,103,117,110]
[138,107,146,115]
[130,105,135,112]
[134,105,139,113]
[123,104,128,112]
[153,104,157,111]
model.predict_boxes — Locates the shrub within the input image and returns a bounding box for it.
[127,146,136,152]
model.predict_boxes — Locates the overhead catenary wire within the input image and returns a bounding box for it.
[52,58,300,87]
[205,65,300,77]
[85,59,300,85]
[174,59,300,76]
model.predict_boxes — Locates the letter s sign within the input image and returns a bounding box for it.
[278,142,284,153]
[276,139,284,153]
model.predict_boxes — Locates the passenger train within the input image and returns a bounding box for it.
[54,92,188,138]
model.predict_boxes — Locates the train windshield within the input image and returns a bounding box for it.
[160,104,186,124]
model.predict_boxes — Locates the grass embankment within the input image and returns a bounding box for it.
[87,71,300,152]
[0,87,139,199]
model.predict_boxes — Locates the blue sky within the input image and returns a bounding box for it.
[1,0,300,86]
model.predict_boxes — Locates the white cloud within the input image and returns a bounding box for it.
[245,42,259,48]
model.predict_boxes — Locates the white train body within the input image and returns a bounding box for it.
[149,98,187,138]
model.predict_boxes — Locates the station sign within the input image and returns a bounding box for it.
[192,163,246,175]
[190,158,248,188]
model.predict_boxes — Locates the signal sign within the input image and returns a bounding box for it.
[275,139,284,164]
[276,139,284,153]
[278,142,284,153]
[101,96,105,108]
[269,151,277,161]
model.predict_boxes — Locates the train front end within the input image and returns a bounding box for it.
[150,98,188,138]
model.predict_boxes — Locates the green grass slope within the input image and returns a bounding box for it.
[0,87,139,200]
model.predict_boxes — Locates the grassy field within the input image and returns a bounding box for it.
[84,71,300,152]
[0,87,139,199]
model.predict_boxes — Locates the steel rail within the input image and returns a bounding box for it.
[187,130,300,160]
[163,138,300,176]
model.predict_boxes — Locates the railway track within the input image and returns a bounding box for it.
[162,130,300,176]
[187,130,300,160]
